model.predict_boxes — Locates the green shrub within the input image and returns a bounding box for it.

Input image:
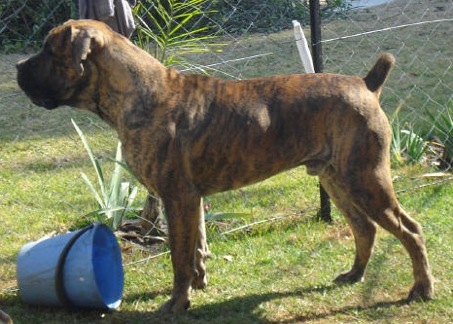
[426,106,453,170]
[1,0,349,52]
[0,0,77,52]
[211,0,309,34]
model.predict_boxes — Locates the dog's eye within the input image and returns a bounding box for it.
[43,41,55,55]
[43,40,51,50]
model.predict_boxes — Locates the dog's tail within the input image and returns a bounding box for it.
[363,53,395,98]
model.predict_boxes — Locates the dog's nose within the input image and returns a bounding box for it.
[16,59,28,71]
[16,61,23,71]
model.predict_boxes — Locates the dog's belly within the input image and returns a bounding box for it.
[192,156,310,195]
[185,120,331,195]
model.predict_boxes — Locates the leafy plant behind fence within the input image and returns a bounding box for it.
[0,0,77,52]
[210,0,310,34]
[133,0,221,68]
[391,106,428,166]
[1,0,349,53]
[425,106,453,170]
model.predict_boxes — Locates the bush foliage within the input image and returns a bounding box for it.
[211,0,310,34]
[0,0,77,52]
[1,0,320,52]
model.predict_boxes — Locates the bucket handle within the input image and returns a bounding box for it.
[55,223,96,307]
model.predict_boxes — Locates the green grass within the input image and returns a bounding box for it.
[1,72,453,324]
[1,159,452,322]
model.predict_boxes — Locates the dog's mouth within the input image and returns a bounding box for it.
[16,58,61,110]
[17,75,61,109]
[31,97,59,110]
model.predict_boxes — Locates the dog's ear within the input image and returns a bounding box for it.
[70,26,105,76]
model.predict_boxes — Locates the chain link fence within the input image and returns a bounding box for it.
[1,0,452,222]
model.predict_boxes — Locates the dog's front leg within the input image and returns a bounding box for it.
[140,193,164,235]
[159,190,203,313]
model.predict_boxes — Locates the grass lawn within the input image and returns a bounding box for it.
[1,0,453,322]
[1,114,452,323]
[2,68,452,324]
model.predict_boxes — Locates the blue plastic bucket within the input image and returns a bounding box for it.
[17,223,123,309]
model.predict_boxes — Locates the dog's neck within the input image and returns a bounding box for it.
[81,45,169,130]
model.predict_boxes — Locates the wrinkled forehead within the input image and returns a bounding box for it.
[43,20,112,48]
[46,24,69,41]
[41,24,72,55]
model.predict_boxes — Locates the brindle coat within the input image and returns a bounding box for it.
[17,19,434,313]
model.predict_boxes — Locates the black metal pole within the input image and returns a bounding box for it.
[309,0,332,223]
[309,0,323,73]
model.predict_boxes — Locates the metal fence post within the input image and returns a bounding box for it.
[309,0,332,223]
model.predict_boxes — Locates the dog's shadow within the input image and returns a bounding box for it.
[2,284,409,323]
[120,284,409,323]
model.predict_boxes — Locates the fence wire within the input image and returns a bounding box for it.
[1,0,452,222]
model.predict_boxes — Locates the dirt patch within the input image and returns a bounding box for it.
[0,54,28,84]
[346,0,452,24]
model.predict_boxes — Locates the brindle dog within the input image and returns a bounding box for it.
[17,19,433,312]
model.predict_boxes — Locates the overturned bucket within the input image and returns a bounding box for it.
[17,223,123,309]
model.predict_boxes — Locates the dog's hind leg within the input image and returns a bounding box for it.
[320,173,377,284]
[358,197,434,301]
[192,198,211,290]
[336,209,377,284]
[321,165,434,301]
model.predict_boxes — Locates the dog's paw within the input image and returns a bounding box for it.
[191,272,207,290]
[192,249,209,290]
[407,281,434,302]
[333,270,364,284]
[159,297,191,313]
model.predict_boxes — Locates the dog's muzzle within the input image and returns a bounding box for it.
[16,59,59,109]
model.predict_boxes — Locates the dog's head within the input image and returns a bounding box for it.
[16,19,110,109]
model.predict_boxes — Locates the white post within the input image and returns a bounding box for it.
[292,20,315,74]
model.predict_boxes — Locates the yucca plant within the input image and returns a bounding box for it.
[425,107,453,170]
[72,119,138,230]
[391,123,427,165]
[391,116,404,165]
[390,106,427,166]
